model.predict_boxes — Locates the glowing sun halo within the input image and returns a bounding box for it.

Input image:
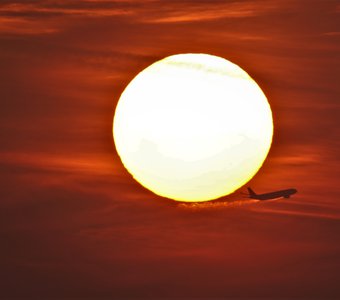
[113,54,273,202]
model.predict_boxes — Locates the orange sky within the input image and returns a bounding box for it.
[0,0,339,298]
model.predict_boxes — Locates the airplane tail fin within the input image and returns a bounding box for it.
[247,187,257,197]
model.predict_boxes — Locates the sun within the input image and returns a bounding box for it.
[113,53,273,202]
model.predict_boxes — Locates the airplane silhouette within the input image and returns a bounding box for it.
[246,187,297,200]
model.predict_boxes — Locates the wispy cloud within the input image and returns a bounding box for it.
[252,206,340,220]
[142,0,292,24]
[0,1,135,34]
[0,2,134,17]
[0,16,58,35]
[322,31,340,37]
[0,0,294,34]
[0,152,116,176]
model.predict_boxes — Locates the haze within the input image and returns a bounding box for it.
[0,0,339,298]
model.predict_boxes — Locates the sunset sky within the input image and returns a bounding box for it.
[1,0,339,298]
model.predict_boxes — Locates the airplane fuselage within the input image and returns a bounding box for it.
[249,188,297,200]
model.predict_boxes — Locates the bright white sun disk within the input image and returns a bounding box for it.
[113,53,273,202]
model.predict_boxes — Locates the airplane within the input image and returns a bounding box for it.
[245,187,297,200]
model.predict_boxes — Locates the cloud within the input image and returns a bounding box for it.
[0,0,295,35]
[0,152,116,176]
[0,1,135,35]
[0,1,339,296]
[0,1,135,17]
[254,207,340,220]
[141,0,292,23]
[0,16,58,34]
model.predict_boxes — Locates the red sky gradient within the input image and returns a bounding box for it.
[1,0,339,298]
